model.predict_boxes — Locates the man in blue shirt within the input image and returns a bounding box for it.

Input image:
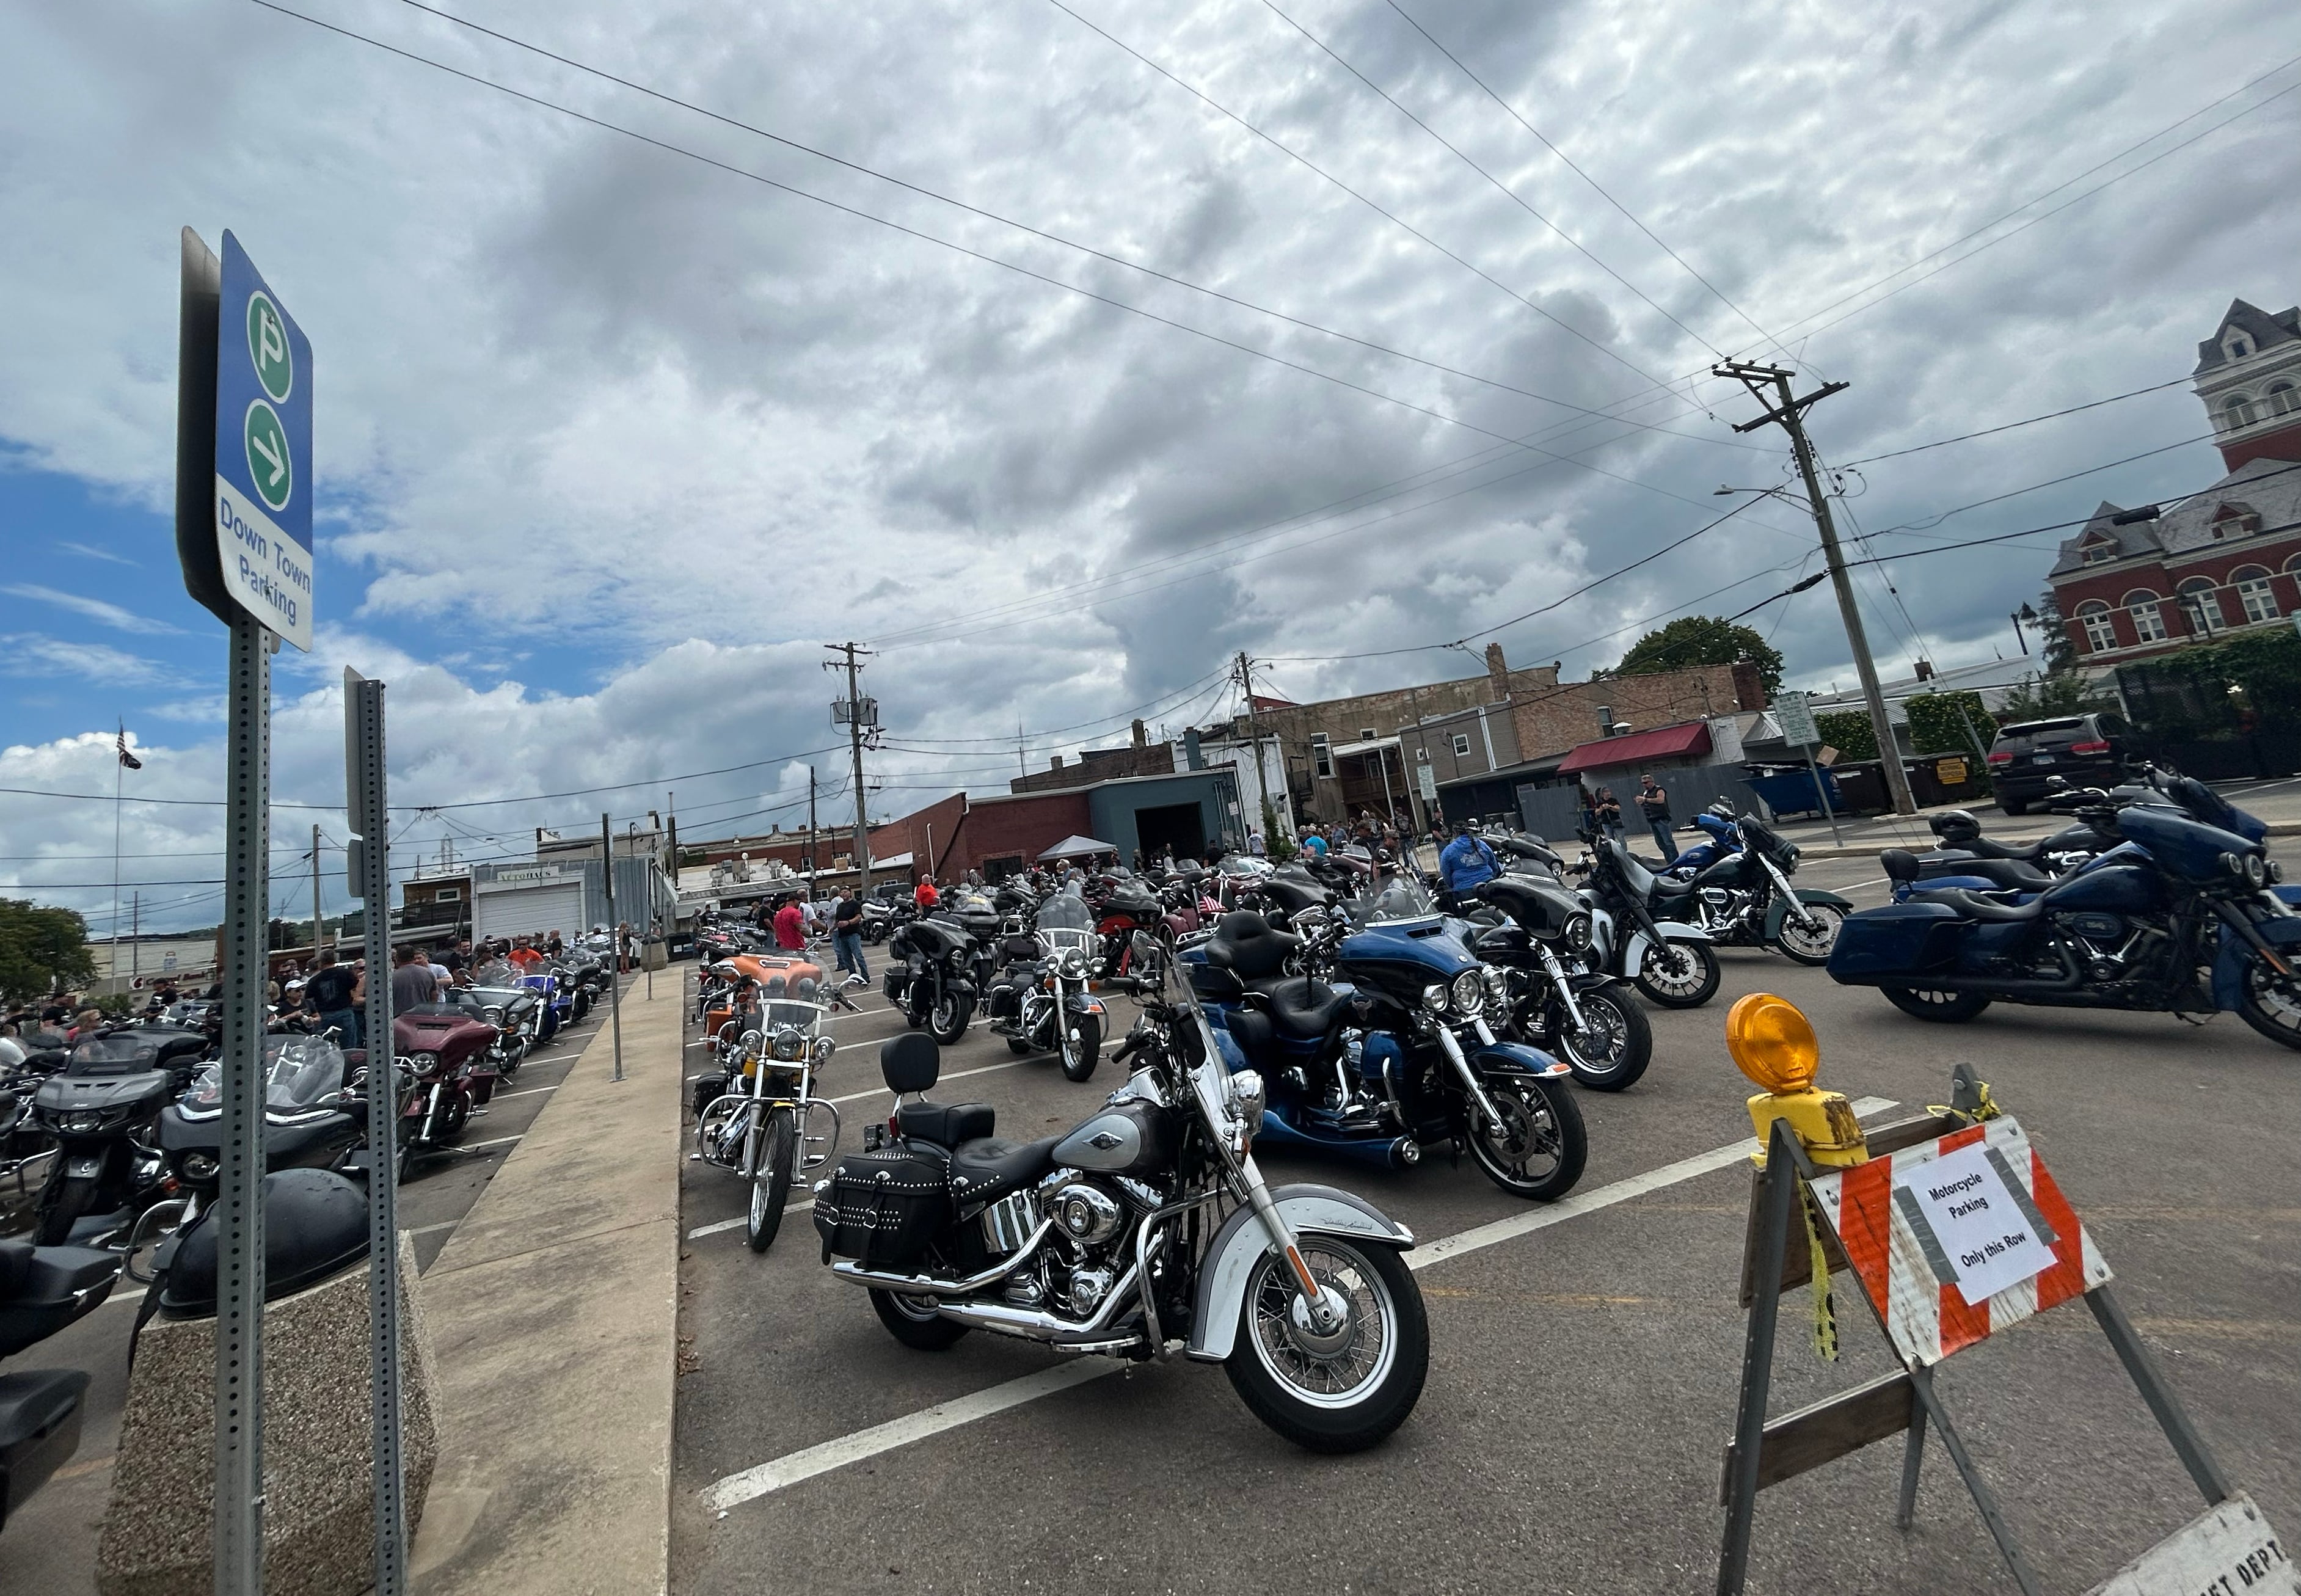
[1438,822,1501,900]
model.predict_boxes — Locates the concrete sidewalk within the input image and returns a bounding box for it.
[1759,777,2301,862]
[411,974,682,1596]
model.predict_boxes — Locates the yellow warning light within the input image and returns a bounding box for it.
[1727,993,1819,1095]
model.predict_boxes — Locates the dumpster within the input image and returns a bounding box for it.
[1743,765,1843,818]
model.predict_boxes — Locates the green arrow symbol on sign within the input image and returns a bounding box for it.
[244,400,293,512]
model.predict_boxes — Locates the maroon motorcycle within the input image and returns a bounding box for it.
[393,1005,503,1153]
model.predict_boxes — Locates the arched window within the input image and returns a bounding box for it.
[2074,600,2118,654]
[2178,577,2223,636]
[2282,552,2301,575]
[2122,589,2168,644]
[2270,382,2300,417]
[2233,565,2280,624]
[2223,394,2258,430]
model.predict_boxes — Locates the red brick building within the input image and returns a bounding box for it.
[2049,299,2301,665]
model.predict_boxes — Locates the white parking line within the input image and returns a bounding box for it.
[687,1200,814,1241]
[490,1084,558,1099]
[826,1057,1032,1106]
[696,1095,1900,1515]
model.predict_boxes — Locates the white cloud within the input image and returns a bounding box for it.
[0,635,183,687]
[1,584,183,634]
[56,541,138,567]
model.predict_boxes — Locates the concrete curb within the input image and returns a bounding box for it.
[1784,817,2301,864]
[410,976,682,1596]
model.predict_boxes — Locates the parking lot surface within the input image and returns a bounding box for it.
[669,900,2300,1595]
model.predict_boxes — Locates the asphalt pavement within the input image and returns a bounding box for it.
[670,896,2300,1595]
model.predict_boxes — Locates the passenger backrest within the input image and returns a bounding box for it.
[879,1032,941,1095]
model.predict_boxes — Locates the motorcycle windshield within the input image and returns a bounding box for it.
[67,1033,167,1074]
[750,999,825,1037]
[1036,891,1095,935]
[181,1035,345,1112]
[1363,876,1440,925]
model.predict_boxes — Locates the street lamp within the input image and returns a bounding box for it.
[2010,602,2038,656]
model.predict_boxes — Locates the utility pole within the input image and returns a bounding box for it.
[826,643,875,894]
[1401,682,1430,834]
[1236,652,1273,844]
[310,823,324,960]
[806,767,817,879]
[131,892,140,986]
[1716,361,1917,817]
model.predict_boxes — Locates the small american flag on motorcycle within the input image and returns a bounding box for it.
[117,727,141,770]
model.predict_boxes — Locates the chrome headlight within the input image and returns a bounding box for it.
[2221,851,2245,878]
[183,1151,220,1180]
[770,1027,806,1063]
[1448,969,1486,1018]
[410,1051,440,1070]
[1227,1068,1267,1129]
[811,1035,837,1064]
[2245,853,2268,888]
[1561,911,1594,953]
[60,1110,104,1134]
[2270,859,2286,885]
[1061,948,1089,977]
[1481,965,1509,999]
[1421,982,1451,1015]
[1778,844,1801,869]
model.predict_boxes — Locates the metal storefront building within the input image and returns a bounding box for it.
[468,856,676,944]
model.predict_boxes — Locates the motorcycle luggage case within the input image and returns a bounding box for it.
[1827,902,1958,980]
[814,1142,952,1269]
[0,1369,89,1530]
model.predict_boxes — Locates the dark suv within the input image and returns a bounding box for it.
[1985,712,2140,814]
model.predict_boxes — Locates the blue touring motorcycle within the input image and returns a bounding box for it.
[1829,771,2301,1049]
[1178,880,1587,1200]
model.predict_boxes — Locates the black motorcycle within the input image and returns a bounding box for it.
[0,1234,122,1533]
[813,1010,1429,1453]
[1574,838,1725,1008]
[1642,812,1850,966]
[29,1026,210,1245]
[981,892,1108,1081]
[1462,875,1652,1091]
[884,916,977,1043]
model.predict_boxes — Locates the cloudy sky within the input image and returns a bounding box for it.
[2,0,2297,932]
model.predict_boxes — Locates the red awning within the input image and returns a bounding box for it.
[1555,721,1712,776]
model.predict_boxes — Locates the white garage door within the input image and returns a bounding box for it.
[473,883,585,946]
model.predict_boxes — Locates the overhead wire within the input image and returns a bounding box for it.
[1838,376,2198,466]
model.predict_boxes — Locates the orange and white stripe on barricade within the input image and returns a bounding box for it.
[1807,1116,2112,1367]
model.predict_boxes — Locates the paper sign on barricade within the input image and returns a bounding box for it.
[1805,1115,2111,1366]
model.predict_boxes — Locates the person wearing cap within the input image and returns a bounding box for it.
[1438,820,1501,901]
[773,894,806,953]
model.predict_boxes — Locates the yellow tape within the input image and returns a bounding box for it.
[1800,1182,1839,1363]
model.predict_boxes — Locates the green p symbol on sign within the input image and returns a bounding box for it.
[247,291,293,403]
[244,401,293,512]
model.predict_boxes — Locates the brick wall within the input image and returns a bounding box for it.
[1512,663,1761,762]
[2052,533,2301,663]
[938,791,1093,879]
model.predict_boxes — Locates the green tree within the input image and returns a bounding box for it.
[0,898,96,1004]
[1904,691,1996,757]
[1610,616,1785,694]
[2033,591,2079,677]
[1995,671,2116,725]
[1813,709,1880,762]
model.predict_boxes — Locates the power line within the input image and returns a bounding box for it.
[1038,0,1688,399]
[1838,377,2198,467]
[1256,0,1723,357]
[255,0,1741,490]
[1379,0,1791,363]
[380,0,1756,453]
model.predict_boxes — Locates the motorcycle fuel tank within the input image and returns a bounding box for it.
[1051,1099,1174,1176]
[2041,858,2162,914]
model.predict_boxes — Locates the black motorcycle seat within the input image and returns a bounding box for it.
[1927,855,2054,892]
[1267,977,1351,1040]
[1225,1010,1275,1060]
[1909,887,2047,923]
[1649,875,1696,898]
[1960,836,2051,862]
[895,1101,996,1147]
[948,1134,1062,1204]
[1205,912,1298,982]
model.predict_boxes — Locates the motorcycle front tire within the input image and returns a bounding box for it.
[745,1108,796,1254]
[1059,1013,1102,1082]
[2235,953,2301,1051]
[929,989,971,1045]
[34,1174,100,1246]
[1632,941,1721,1009]
[1465,1074,1586,1201]
[1555,989,1652,1091]
[1223,1236,1429,1454]
[1771,902,1848,966]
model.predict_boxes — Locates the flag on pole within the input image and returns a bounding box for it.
[117,729,142,770]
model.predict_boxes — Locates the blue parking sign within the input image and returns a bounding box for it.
[213,230,313,650]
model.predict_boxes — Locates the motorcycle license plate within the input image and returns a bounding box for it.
[68,1156,103,1178]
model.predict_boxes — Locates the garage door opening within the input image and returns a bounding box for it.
[1133,803,1205,864]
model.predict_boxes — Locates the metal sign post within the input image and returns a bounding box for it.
[344,668,406,1596]
[1773,691,1842,847]
[177,224,315,1596]
[602,812,624,1083]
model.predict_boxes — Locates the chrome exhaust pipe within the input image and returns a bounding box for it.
[829,1215,1057,1295]
[934,1263,1142,1339]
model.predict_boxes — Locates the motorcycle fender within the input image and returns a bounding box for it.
[1764,888,1852,943]
[946,978,977,998]
[1470,1041,1570,1079]
[2212,912,2301,1008]
[1186,1184,1415,1362]
[1064,992,1106,1017]
[1622,922,1710,978]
